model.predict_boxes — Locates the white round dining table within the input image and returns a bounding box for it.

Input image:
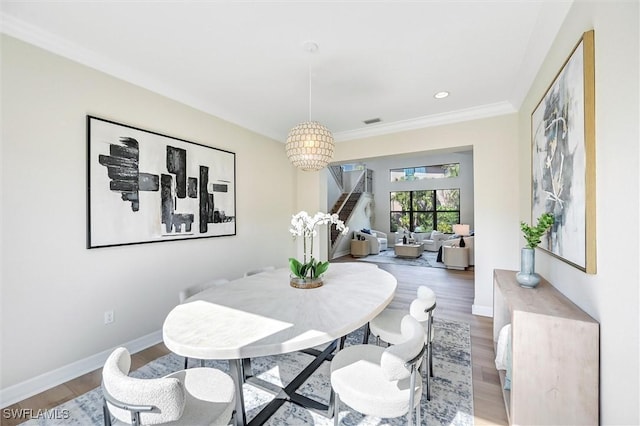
[162,262,397,425]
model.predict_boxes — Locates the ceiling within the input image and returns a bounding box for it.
[1,1,572,142]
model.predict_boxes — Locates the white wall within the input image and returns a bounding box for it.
[0,35,296,397]
[517,1,639,423]
[361,150,474,235]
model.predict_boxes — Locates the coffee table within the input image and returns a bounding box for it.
[394,242,424,258]
[163,262,397,426]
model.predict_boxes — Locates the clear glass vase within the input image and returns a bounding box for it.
[516,248,541,288]
[290,275,324,289]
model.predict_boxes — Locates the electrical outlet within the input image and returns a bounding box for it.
[104,310,115,325]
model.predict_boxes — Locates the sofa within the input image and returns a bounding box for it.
[354,229,388,254]
[414,231,448,252]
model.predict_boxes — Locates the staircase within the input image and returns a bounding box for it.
[328,167,374,258]
[329,192,362,245]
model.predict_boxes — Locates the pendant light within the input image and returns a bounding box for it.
[285,41,335,171]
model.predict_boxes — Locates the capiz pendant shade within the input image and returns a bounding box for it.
[285,121,335,171]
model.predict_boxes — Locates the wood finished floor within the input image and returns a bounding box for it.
[2,259,508,426]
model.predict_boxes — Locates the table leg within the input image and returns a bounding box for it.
[338,335,346,351]
[242,358,253,381]
[362,323,370,344]
[246,340,338,425]
[228,359,246,426]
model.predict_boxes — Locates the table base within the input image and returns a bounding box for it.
[231,338,345,426]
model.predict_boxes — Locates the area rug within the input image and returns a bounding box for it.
[356,249,447,269]
[21,319,473,426]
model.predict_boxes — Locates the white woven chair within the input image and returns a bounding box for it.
[101,347,235,426]
[366,285,437,400]
[178,278,230,368]
[330,315,425,426]
[243,266,276,277]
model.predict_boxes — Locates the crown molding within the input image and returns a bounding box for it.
[2,12,516,144]
[0,12,285,140]
[1,12,126,79]
[507,0,573,110]
[333,101,517,142]
[0,12,187,102]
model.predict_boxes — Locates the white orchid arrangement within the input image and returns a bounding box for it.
[289,211,349,279]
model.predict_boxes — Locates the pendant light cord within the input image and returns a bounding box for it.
[303,40,318,123]
[308,56,312,122]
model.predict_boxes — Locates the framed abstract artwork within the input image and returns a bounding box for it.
[531,30,596,273]
[87,116,236,248]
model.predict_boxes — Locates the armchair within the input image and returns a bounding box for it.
[331,315,425,426]
[416,231,447,252]
[354,229,388,254]
[102,347,235,426]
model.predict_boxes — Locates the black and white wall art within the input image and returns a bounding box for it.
[531,30,596,273]
[87,116,236,248]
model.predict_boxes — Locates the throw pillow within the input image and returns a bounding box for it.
[494,324,511,370]
[504,330,512,390]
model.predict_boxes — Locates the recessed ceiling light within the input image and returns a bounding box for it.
[434,91,450,99]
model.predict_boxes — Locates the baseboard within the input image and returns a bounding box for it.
[472,304,493,317]
[332,249,350,258]
[0,330,163,408]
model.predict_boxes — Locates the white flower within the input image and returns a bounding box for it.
[289,210,349,263]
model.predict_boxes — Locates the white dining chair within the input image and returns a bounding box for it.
[331,315,425,425]
[178,278,229,368]
[366,285,437,400]
[102,347,235,426]
[243,266,276,277]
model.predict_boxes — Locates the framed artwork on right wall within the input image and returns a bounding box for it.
[531,29,596,274]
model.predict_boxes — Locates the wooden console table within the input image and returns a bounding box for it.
[493,269,599,425]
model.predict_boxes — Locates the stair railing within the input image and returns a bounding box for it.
[328,165,344,193]
[334,168,366,216]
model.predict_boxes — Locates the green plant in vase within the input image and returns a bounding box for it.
[520,212,555,249]
[517,212,554,288]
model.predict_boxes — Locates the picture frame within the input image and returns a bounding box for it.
[531,30,596,273]
[87,116,236,249]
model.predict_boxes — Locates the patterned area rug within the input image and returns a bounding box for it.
[356,249,446,268]
[22,319,473,426]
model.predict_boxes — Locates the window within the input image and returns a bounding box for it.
[341,163,365,172]
[390,189,460,233]
[389,163,459,182]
